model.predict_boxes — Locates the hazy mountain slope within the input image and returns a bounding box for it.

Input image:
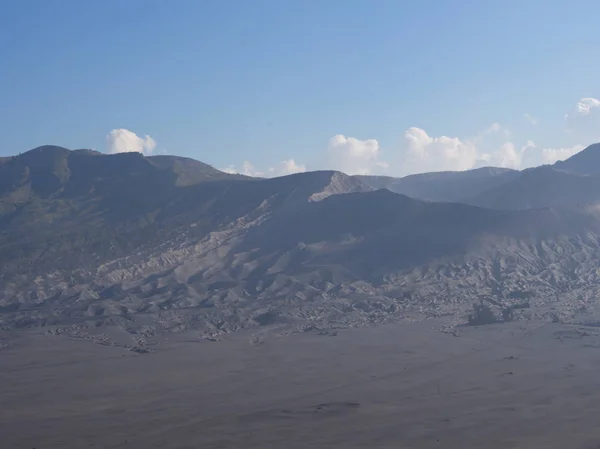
[463,166,600,210]
[4,181,599,337]
[554,143,600,175]
[356,167,518,202]
[3,146,600,340]
[465,144,600,210]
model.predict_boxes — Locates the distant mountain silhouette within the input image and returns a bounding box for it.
[465,143,600,210]
[356,166,518,202]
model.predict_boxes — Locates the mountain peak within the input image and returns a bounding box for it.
[307,170,373,201]
[23,145,71,156]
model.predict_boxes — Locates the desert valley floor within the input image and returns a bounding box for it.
[3,320,600,449]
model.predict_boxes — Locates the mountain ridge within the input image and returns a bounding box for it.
[2,144,600,341]
[355,166,519,202]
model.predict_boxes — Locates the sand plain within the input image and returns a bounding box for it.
[3,320,600,448]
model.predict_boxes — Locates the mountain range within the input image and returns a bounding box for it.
[3,144,600,345]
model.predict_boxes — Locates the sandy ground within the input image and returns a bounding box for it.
[3,320,600,449]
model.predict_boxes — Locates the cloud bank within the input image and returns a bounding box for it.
[404,127,478,172]
[401,123,528,174]
[150,96,600,178]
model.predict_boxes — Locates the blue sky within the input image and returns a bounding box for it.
[1,0,600,176]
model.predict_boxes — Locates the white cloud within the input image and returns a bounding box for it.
[268,159,306,176]
[106,129,156,155]
[221,161,263,177]
[481,142,519,169]
[495,142,520,168]
[482,140,536,169]
[327,134,386,175]
[522,140,536,153]
[221,159,306,178]
[541,144,585,164]
[524,113,538,126]
[242,161,261,176]
[403,127,479,172]
[575,97,600,116]
[564,97,600,145]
